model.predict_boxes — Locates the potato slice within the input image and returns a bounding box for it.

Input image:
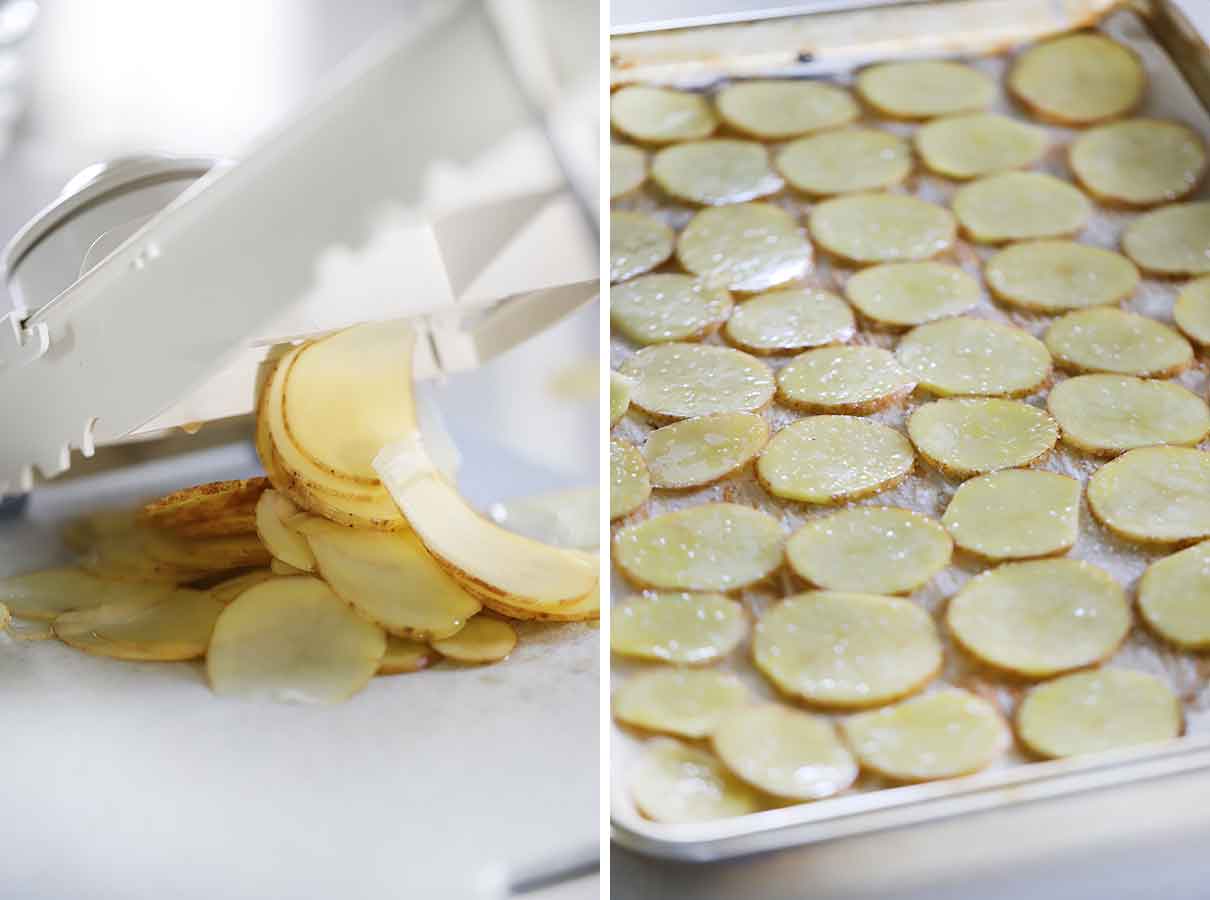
[430,617,516,664]
[1008,33,1144,125]
[631,738,763,824]
[1122,202,1210,277]
[207,576,385,703]
[896,317,1050,398]
[496,579,600,623]
[610,371,633,428]
[942,469,1080,561]
[713,705,857,800]
[1070,119,1206,207]
[170,510,258,539]
[7,618,53,641]
[1016,669,1181,759]
[915,113,1047,179]
[611,438,651,521]
[1088,446,1210,545]
[722,287,854,355]
[651,139,782,206]
[984,241,1138,314]
[611,86,717,144]
[61,509,140,553]
[715,80,857,140]
[1048,375,1210,456]
[55,588,224,661]
[757,415,914,503]
[953,172,1090,244]
[138,478,268,533]
[210,569,275,606]
[611,143,646,199]
[82,528,210,583]
[270,559,307,576]
[611,591,746,664]
[613,503,783,592]
[1139,540,1210,649]
[1044,308,1192,378]
[946,559,1129,678]
[776,128,911,196]
[677,202,811,294]
[378,635,439,675]
[755,591,942,708]
[786,507,951,594]
[619,343,775,422]
[856,60,994,119]
[610,274,732,345]
[844,262,979,329]
[643,412,769,489]
[908,398,1057,479]
[0,567,167,620]
[776,346,915,415]
[842,689,1008,781]
[1173,276,1210,346]
[255,490,315,572]
[614,669,749,739]
[144,530,272,574]
[610,211,674,284]
[809,193,956,265]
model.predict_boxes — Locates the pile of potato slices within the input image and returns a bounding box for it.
[1,320,598,703]
[611,27,1206,823]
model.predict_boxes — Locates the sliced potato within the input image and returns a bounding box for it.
[610,370,633,428]
[1087,446,1210,545]
[61,509,139,553]
[270,559,307,576]
[610,274,732,345]
[908,398,1058,479]
[677,202,811,294]
[210,569,275,606]
[1044,308,1192,378]
[138,478,267,534]
[1173,276,1210,346]
[1138,540,1210,649]
[613,503,783,592]
[953,172,1090,244]
[1048,375,1210,456]
[895,318,1050,398]
[619,343,775,422]
[82,528,210,583]
[378,635,438,675]
[1016,669,1181,759]
[942,469,1080,561]
[651,139,783,206]
[614,668,749,738]
[643,412,769,489]
[785,507,951,595]
[143,530,271,574]
[611,211,675,284]
[985,241,1138,313]
[856,60,994,119]
[611,591,747,664]
[631,738,763,824]
[1070,118,1206,207]
[946,559,1129,678]
[715,80,858,140]
[1121,202,1210,276]
[915,113,1047,179]
[430,616,516,664]
[255,490,315,572]
[7,618,53,641]
[776,128,911,196]
[611,143,646,199]
[713,705,857,800]
[722,287,854,355]
[611,438,651,521]
[844,262,979,329]
[55,588,224,661]
[776,346,915,415]
[171,510,258,539]
[1008,33,1144,125]
[611,86,717,144]
[755,591,942,708]
[0,567,166,621]
[809,193,956,265]
[842,689,1008,781]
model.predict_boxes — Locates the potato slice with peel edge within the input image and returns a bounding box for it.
[81,529,210,583]
[614,669,749,739]
[776,128,910,196]
[611,86,717,144]
[775,346,914,415]
[1044,308,1192,378]
[430,617,516,664]
[1070,118,1206,207]
[676,203,811,294]
[642,412,769,489]
[378,635,439,675]
[984,241,1139,313]
[908,398,1057,479]
[610,274,732,345]
[139,478,268,533]
[210,570,275,606]
[610,371,633,428]
[1088,447,1210,545]
[1138,541,1210,649]
[490,580,600,623]
[610,438,651,521]
[0,567,166,620]
[946,559,1129,678]
[1122,202,1210,276]
[255,490,315,572]
[171,510,258,539]
[611,143,646,199]
[844,262,979,329]
[722,287,855,355]
[144,530,271,574]
[55,588,224,661]
[1174,276,1210,346]
[755,591,942,708]
[809,193,955,265]
[1048,375,1210,456]
[619,343,775,422]
[1008,33,1144,126]
[611,211,674,284]
[953,172,1090,244]
[786,507,951,594]
[1017,669,1181,759]
[651,139,783,206]
[915,113,1047,179]
[715,80,858,140]
[842,689,1009,781]
[942,469,1080,561]
[611,591,746,664]
[756,416,914,504]
[613,503,783,592]
[856,60,994,119]
[631,738,763,824]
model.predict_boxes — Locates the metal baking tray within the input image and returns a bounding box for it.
[609,0,1210,863]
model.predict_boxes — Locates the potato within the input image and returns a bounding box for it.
[857,60,994,119]
[611,591,746,664]
[915,114,1046,179]
[642,412,769,489]
[984,241,1139,313]
[908,399,1058,479]
[942,469,1080,561]
[270,559,308,576]
[143,530,271,574]
[378,635,439,675]
[651,139,782,206]
[808,193,955,265]
[844,262,979,329]
[715,80,857,140]
[0,567,168,620]
[676,203,811,294]
[952,172,1090,243]
[610,274,732,345]
[776,129,911,196]
[55,588,224,661]
[1173,276,1210,346]
[610,371,633,428]
[631,738,762,824]
[1070,118,1206,207]
[1139,541,1210,649]
[1047,375,1210,456]
[210,569,275,605]
[611,86,717,144]
[1088,446,1210,545]
[1122,201,1210,276]
[81,528,210,583]
[255,490,316,572]
[1008,33,1144,126]
[429,616,516,664]
[1044,308,1192,378]
[610,438,650,521]
[722,287,854,355]
[619,343,774,422]
[611,211,675,284]
[138,478,267,533]
[775,346,914,415]
[611,143,646,199]
[613,669,748,739]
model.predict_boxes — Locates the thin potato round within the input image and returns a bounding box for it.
[1173,276,1210,346]
[255,490,315,572]
[430,616,516,664]
[0,567,169,621]
[1121,202,1210,276]
[611,591,747,664]
[60,509,139,554]
[984,241,1139,313]
[611,143,646,198]
[942,469,1080,561]
[1008,33,1144,126]
[611,437,651,520]
[143,530,271,574]
[722,287,854,355]
[1139,540,1210,649]
[1048,375,1210,456]
[139,478,267,533]
[776,128,911,196]
[631,738,763,824]
[610,371,633,428]
[619,343,775,422]
[677,202,811,293]
[1070,118,1206,207]
[611,86,717,144]
[642,412,769,489]
[915,113,1047,179]
[209,570,275,606]
[756,416,915,504]
[810,193,955,265]
[613,503,783,592]
[610,274,732,345]
[844,262,979,329]
[1087,446,1210,545]
[614,668,749,739]
[54,588,223,661]
[946,559,1129,678]
[776,346,915,415]
[857,60,994,119]
[908,398,1058,479]
[952,172,1090,244]
[651,139,783,206]
[378,635,439,675]
[170,510,258,539]
[80,528,208,583]
[1044,308,1192,378]
[715,80,858,139]
[895,317,1051,398]
[610,210,674,284]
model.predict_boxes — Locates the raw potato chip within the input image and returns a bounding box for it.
[610,274,732,346]
[54,588,224,661]
[786,507,951,594]
[1070,119,1206,207]
[715,80,858,139]
[908,398,1058,479]
[611,210,675,284]
[255,490,315,572]
[895,318,1051,398]
[611,86,717,144]
[631,738,763,824]
[677,203,811,293]
[610,371,633,427]
[430,617,517,664]
[0,568,162,621]
[942,469,1080,560]
[984,241,1139,313]
[143,530,271,574]
[857,60,994,119]
[713,705,857,800]
[776,128,911,196]
[611,143,646,198]
[1088,446,1210,544]
[754,591,942,708]
[1139,540,1210,649]
[651,139,783,206]
[946,559,1129,678]
[842,689,1009,781]
[619,343,775,421]
[611,438,651,520]
[756,416,915,503]
[1122,202,1210,276]
[613,503,784,592]
[1008,33,1144,125]
[643,412,769,489]
[138,477,268,534]
[952,172,1090,244]
[722,287,855,355]
[378,635,438,675]
[611,591,747,664]
[1173,276,1210,346]
[776,346,915,415]
[844,262,980,329]
[1048,375,1210,456]
[614,669,749,738]
[915,113,1047,179]
[809,193,955,265]
[1044,308,1192,378]
[1017,669,1181,759]
[210,570,275,606]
